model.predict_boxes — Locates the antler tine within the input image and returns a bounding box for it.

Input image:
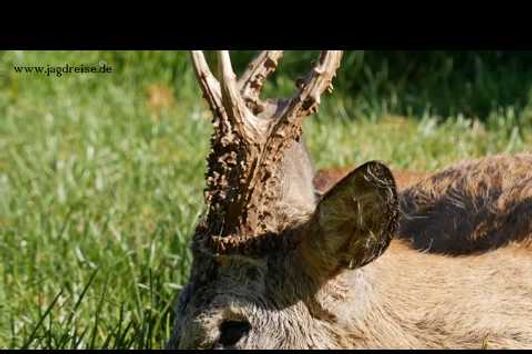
[286,51,343,118]
[217,51,252,136]
[238,51,284,113]
[190,51,224,119]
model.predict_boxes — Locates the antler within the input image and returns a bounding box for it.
[190,50,343,255]
[286,51,343,117]
[190,52,224,120]
[238,51,284,113]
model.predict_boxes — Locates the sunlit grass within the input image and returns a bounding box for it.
[0,51,530,348]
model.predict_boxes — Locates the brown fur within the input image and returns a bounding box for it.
[398,154,532,254]
[169,152,532,349]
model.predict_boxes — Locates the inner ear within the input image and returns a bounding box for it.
[306,161,399,274]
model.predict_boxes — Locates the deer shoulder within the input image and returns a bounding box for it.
[397,153,532,254]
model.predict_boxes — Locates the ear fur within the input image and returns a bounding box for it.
[302,161,399,276]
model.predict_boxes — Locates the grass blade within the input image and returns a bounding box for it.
[21,289,63,349]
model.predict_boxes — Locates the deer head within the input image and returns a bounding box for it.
[168,51,399,349]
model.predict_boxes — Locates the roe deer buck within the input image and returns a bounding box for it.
[167,51,532,349]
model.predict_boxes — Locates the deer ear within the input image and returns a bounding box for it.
[303,161,398,276]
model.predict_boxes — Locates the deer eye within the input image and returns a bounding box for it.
[217,320,251,347]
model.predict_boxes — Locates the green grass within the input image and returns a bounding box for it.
[0,51,531,349]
